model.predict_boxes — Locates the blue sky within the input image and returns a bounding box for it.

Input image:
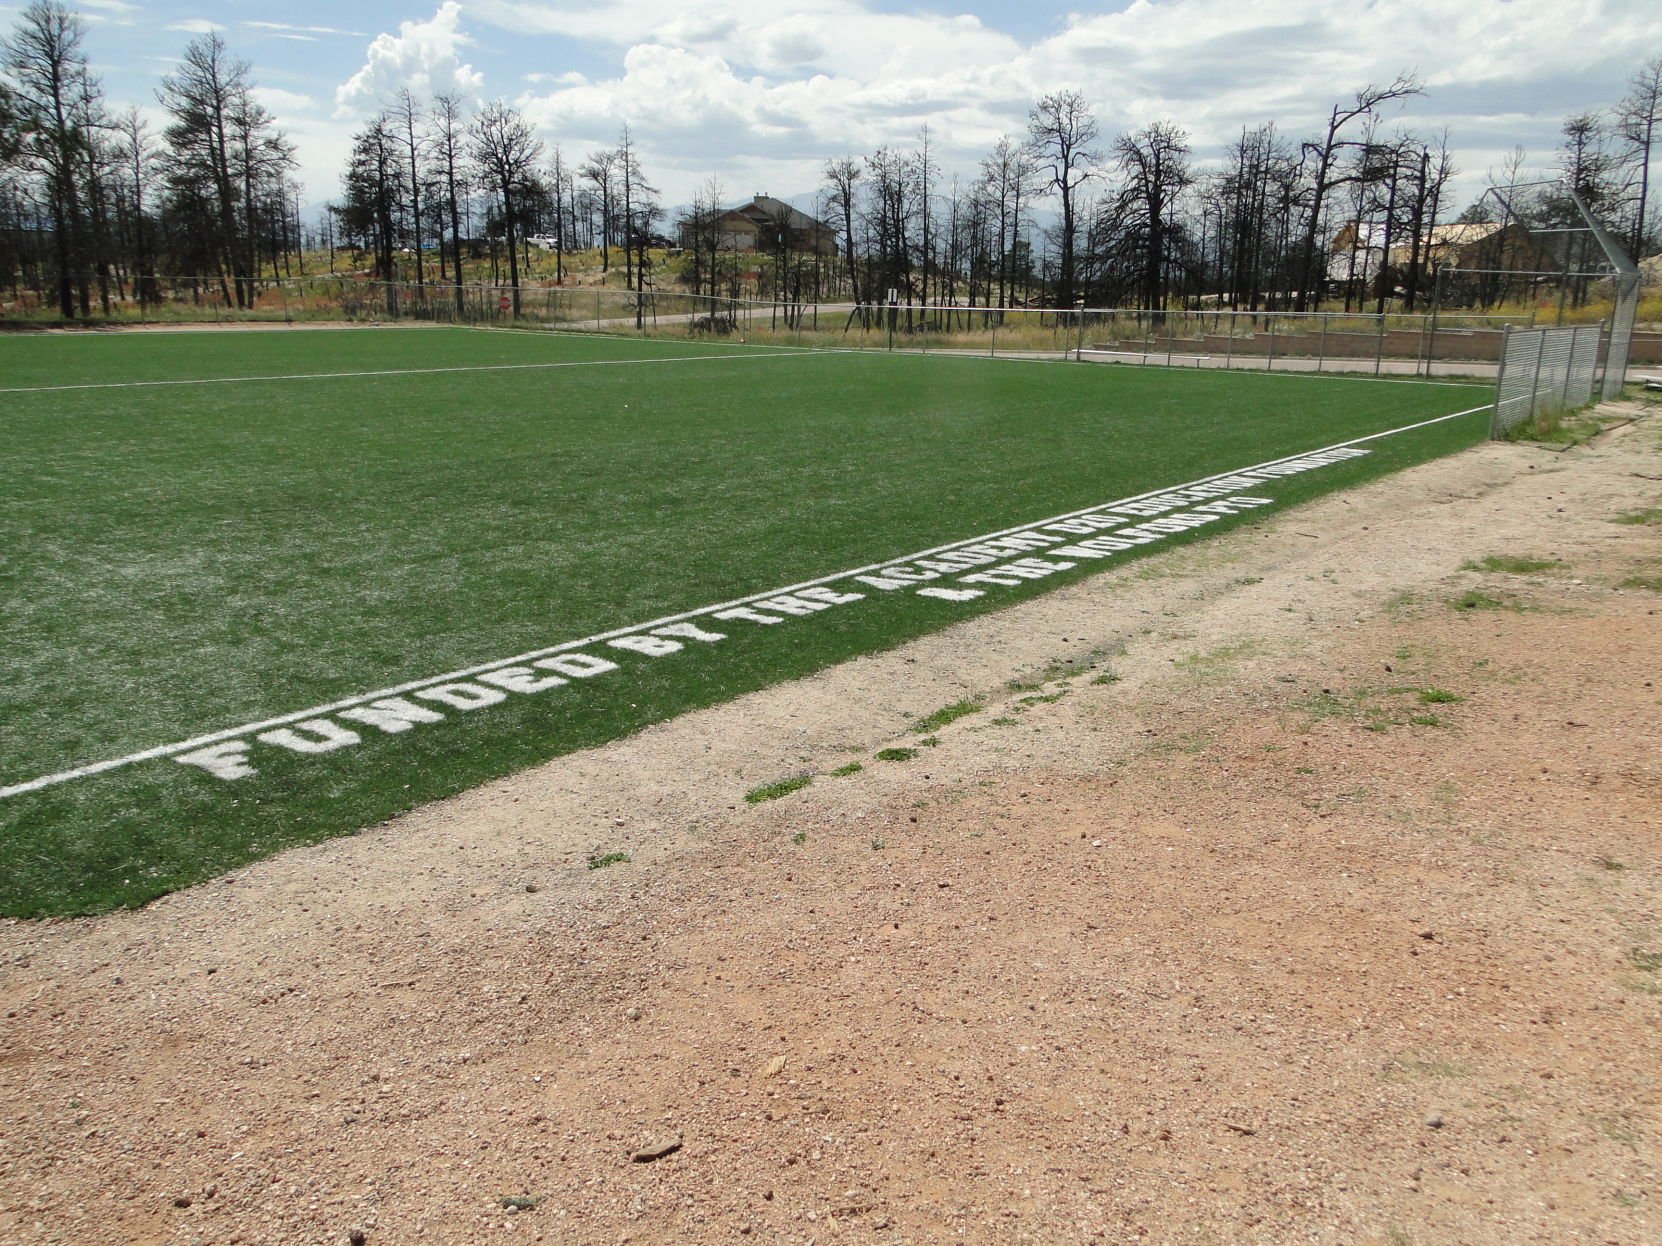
[10,0,1655,216]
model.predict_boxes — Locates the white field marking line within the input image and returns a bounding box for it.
[0,349,807,396]
[0,402,1489,801]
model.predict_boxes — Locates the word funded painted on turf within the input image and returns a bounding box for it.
[168,446,1369,785]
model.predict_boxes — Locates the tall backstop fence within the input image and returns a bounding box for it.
[1490,324,1602,438]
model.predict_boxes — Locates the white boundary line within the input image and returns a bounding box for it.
[0,402,1488,801]
[0,348,808,396]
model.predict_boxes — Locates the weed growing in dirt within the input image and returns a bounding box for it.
[1620,574,1662,592]
[917,735,941,747]
[913,699,984,733]
[746,775,812,804]
[790,832,807,846]
[870,838,886,850]
[1174,638,1265,682]
[1504,405,1609,446]
[1382,1054,1470,1082]
[875,747,918,762]
[1418,687,1465,704]
[1451,589,1516,611]
[1296,684,1463,734]
[1629,948,1662,973]
[989,716,1017,727]
[587,852,630,870]
[1089,671,1122,686]
[1594,855,1625,871]
[1016,692,1066,707]
[1612,507,1662,525]
[1462,555,1563,574]
[501,1196,543,1211]
[830,762,863,777]
[1007,642,1125,691]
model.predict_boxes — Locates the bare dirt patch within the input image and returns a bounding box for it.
[3,407,1660,1246]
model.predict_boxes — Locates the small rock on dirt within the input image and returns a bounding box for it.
[631,1134,683,1163]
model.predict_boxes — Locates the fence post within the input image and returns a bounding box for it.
[1266,316,1276,371]
[1559,330,1577,410]
[1165,310,1174,367]
[1593,319,1610,398]
[1490,325,1512,440]
[1317,314,1327,372]
[1373,313,1386,376]
[1526,328,1548,425]
[1225,310,1236,371]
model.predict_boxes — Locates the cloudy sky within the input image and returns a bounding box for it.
[13,0,1657,215]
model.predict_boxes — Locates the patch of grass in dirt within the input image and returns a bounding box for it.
[1384,590,1424,619]
[875,747,917,762]
[1173,638,1264,682]
[1594,1116,1641,1147]
[586,851,631,870]
[501,1195,543,1211]
[917,735,941,747]
[1295,684,1464,734]
[1620,574,1662,592]
[745,775,812,804]
[1628,948,1662,974]
[1294,689,1398,733]
[1611,506,1662,526]
[1417,687,1465,704]
[1594,855,1625,871]
[790,831,807,845]
[1382,1054,1471,1083]
[1503,405,1611,446]
[1089,671,1122,686]
[1450,589,1523,612]
[989,716,1017,727]
[1007,642,1124,692]
[830,762,863,778]
[912,699,984,733]
[1462,555,1563,575]
[1016,691,1066,707]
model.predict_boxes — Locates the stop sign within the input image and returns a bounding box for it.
[498,294,511,312]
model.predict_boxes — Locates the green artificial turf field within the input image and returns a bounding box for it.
[0,326,1491,915]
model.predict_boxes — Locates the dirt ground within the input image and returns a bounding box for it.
[3,405,1661,1246]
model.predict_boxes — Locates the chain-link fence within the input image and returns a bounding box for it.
[10,271,1657,383]
[1490,325,1602,438]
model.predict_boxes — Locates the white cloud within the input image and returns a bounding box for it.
[334,2,485,118]
[246,22,366,38]
[77,0,139,22]
[164,19,226,35]
[252,87,318,115]
[490,0,1653,210]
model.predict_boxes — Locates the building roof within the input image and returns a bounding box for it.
[732,195,835,234]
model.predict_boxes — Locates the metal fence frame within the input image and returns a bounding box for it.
[1490,324,1603,438]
